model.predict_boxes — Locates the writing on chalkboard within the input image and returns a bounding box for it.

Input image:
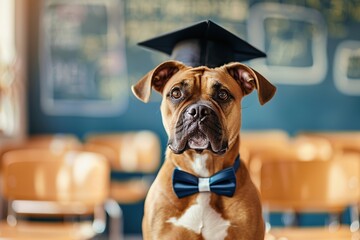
[41,0,127,116]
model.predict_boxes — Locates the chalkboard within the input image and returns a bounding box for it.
[40,0,128,116]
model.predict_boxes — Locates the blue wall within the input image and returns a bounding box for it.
[27,0,360,234]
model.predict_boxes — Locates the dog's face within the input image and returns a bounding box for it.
[132,61,276,155]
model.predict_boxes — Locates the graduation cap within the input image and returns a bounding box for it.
[138,20,266,68]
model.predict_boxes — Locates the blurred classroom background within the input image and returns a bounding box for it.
[0,0,360,239]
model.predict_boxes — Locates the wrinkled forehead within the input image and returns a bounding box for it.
[165,66,239,91]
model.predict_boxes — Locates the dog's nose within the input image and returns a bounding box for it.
[186,104,211,120]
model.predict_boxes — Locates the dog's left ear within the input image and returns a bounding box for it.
[131,61,187,103]
[225,62,276,105]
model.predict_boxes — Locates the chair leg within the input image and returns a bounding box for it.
[105,199,123,240]
[350,204,360,232]
[262,204,271,232]
[328,213,341,231]
[93,204,107,234]
[7,200,17,226]
[282,210,298,227]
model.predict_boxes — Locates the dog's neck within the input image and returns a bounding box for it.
[168,138,240,177]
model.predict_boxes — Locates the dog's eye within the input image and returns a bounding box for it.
[218,89,229,101]
[170,87,182,99]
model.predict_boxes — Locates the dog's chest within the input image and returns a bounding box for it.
[167,154,230,239]
[167,193,230,240]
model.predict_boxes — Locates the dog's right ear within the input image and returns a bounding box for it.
[131,61,186,103]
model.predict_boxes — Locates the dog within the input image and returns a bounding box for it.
[132,60,276,240]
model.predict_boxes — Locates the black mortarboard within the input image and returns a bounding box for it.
[138,20,266,68]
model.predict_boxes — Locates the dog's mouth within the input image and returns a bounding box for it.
[168,104,228,155]
[169,128,227,155]
[188,132,209,150]
[169,132,226,154]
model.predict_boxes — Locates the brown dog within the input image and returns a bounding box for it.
[132,60,276,240]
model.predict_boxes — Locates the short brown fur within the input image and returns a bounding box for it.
[132,60,276,240]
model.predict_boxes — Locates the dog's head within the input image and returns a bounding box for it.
[132,60,276,155]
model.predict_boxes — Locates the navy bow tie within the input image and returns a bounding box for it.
[172,155,241,198]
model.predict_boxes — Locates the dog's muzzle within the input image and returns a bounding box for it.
[168,103,228,154]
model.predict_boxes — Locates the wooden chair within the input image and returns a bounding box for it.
[0,134,84,221]
[20,134,82,152]
[84,131,161,203]
[248,134,334,190]
[297,132,360,218]
[0,149,120,239]
[260,153,360,240]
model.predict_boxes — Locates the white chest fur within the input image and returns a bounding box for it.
[192,153,210,177]
[167,153,231,240]
[167,194,230,240]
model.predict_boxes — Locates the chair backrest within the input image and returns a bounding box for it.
[298,131,360,153]
[241,130,289,149]
[2,149,110,206]
[23,134,82,152]
[291,135,333,161]
[241,130,290,165]
[85,131,161,172]
[260,153,360,213]
[0,134,82,161]
[249,150,297,190]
